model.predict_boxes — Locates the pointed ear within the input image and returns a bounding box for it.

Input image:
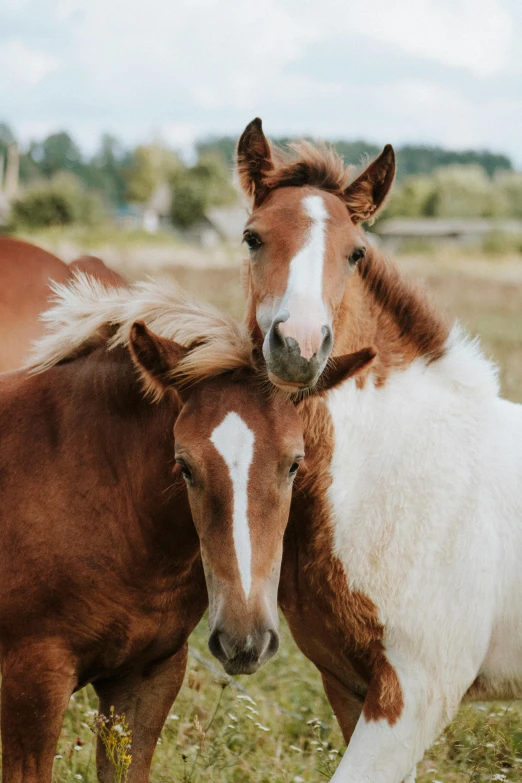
[129,321,189,401]
[317,347,376,393]
[343,145,395,224]
[236,117,274,205]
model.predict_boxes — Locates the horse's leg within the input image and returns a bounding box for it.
[1,643,76,783]
[320,670,363,743]
[328,660,462,783]
[93,644,187,783]
[320,670,416,783]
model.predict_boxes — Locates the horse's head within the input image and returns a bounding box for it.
[130,321,374,674]
[237,118,395,391]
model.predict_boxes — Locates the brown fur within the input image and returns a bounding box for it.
[0,237,126,373]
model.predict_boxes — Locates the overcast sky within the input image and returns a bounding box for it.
[1,0,521,166]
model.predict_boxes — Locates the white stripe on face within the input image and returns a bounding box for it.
[281,194,328,316]
[275,194,330,360]
[210,412,255,601]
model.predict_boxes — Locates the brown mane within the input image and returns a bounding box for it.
[246,139,356,197]
[358,251,449,365]
[28,273,255,385]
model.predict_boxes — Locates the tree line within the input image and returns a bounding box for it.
[1,121,520,231]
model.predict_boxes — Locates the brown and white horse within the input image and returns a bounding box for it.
[238,119,522,783]
[0,236,125,372]
[0,275,372,783]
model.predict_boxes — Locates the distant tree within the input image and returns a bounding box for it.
[493,171,522,219]
[396,146,511,179]
[0,122,15,161]
[196,136,237,168]
[31,132,84,178]
[11,172,104,229]
[170,153,237,229]
[87,134,131,205]
[126,144,180,203]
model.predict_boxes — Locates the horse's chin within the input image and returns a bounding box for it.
[267,371,311,393]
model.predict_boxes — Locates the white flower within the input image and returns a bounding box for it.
[113,724,123,734]
[293,777,305,782]
[54,754,63,760]
[168,714,180,721]
[236,694,257,705]
[255,723,270,732]
[289,745,302,753]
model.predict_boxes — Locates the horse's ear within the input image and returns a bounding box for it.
[343,145,395,224]
[317,347,376,393]
[129,321,189,401]
[236,118,274,205]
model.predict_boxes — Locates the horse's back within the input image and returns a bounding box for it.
[0,238,70,372]
[0,239,126,372]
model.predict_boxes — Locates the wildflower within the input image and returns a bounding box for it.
[227,713,238,722]
[168,714,180,721]
[236,694,257,705]
[289,745,302,753]
[54,754,63,760]
[255,723,270,732]
[293,777,305,782]
[245,705,259,715]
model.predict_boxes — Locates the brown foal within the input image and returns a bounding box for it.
[0,275,373,782]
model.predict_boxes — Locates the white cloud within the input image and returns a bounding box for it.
[0,0,521,164]
[0,40,60,86]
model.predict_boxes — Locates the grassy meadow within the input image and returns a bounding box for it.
[10,231,522,782]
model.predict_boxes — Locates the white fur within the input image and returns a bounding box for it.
[281,194,329,315]
[210,412,255,601]
[324,325,522,782]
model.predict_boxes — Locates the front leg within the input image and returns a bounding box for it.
[93,644,187,783]
[330,659,462,783]
[1,642,76,783]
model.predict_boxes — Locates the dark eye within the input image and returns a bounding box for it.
[243,230,262,251]
[348,247,366,266]
[289,460,302,477]
[176,459,192,483]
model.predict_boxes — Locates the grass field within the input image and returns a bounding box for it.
[10,233,522,782]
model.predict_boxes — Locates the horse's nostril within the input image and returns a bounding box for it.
[208,629,226,661]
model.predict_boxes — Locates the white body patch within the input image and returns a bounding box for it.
[323,329,522,782]
[210,412,255,601]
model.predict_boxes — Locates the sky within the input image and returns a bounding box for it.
[1,0,521,166]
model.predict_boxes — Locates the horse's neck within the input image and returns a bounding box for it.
[332,252,449,386]
[33,347,199,567]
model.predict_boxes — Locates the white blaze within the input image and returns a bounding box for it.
[281,193,329,319]
[210,412,255,600]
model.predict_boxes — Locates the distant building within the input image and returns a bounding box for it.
[376,218,522,252]
[181,204,249,248]
[114,183,173,233]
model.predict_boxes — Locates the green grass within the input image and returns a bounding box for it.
[51,616,522,782]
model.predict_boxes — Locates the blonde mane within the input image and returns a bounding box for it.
[28,273,254,384]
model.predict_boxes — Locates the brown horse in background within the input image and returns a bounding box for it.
[0,275,373,782]
[0,236,125,372]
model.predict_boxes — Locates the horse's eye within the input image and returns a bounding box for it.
[243,231,262,251]
[176,459,192,483]
[349,247,366,266]
[289,461,301,477]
